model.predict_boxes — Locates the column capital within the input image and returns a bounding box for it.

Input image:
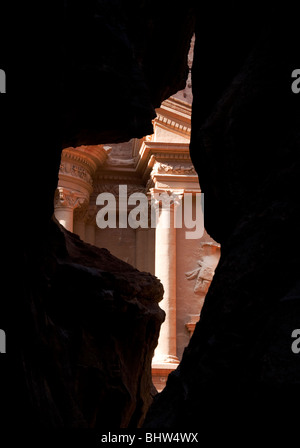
[54,186,89,211]
[148,188,184,209]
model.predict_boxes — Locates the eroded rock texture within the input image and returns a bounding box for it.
[144,2,300,429]
[16,219,164,428]
[61,0,195,148]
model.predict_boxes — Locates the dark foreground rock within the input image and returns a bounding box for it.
[2,0,193,430]
[1,0,299,434]
[144,2,300,429]
[15,219,164,428]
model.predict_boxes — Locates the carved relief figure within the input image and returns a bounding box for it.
[185,242,220,295]
[185,260,215,295]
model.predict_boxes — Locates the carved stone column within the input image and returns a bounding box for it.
[152,190,180,367]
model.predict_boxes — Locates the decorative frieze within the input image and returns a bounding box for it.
[59,161,93,186]
[59,145,110,190]
[152,161,196,175]
[153,152,191,161]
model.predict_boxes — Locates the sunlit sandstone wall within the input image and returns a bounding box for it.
[176,227,220,360]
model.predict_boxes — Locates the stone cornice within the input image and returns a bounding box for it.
[154,117,191,137]
[161,97,192,116]
[155,111,191,136]
[155,97,191,136]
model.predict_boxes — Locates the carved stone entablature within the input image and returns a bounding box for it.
[152,161,196,176]
[54,187,89,211]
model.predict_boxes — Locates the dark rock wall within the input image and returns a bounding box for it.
[144,2,300,429]
[61,0,195,148]
[2,0,299,432]
[3,0,194,430]
[17,219,164,428]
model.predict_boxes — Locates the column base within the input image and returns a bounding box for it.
[152,355,180,393]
